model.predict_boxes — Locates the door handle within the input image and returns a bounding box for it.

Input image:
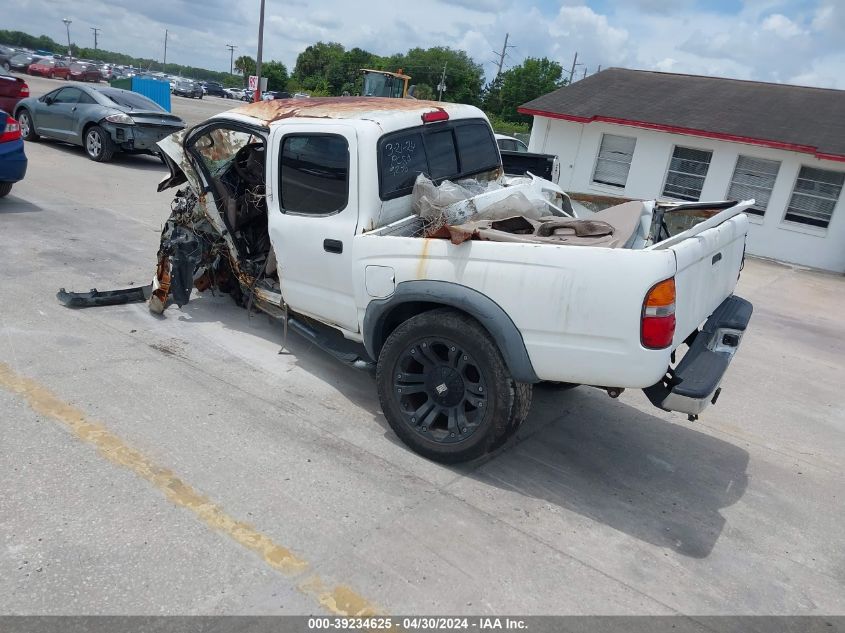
[712,253,722,265]
[323,239,343,254]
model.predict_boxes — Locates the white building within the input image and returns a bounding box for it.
[520,68,845,273]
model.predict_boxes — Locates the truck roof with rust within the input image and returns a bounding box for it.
[220,97,486,129]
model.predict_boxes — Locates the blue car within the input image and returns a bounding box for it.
[0,109,26,197]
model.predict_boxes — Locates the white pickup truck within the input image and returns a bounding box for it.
[117,98,753,463]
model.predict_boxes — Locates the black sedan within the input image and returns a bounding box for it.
[172,79,203,99]
[14,84,185,162]
[202,81,226,97]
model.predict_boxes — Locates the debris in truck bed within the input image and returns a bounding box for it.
[411,173,644,247]
[411,173,570,238]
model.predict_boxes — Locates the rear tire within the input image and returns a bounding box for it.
[17,110,39,141]
[84,125,115,162]
[0,182,13,198]
[376,308,530,463]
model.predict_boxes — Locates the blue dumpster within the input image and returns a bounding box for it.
[110,77,172,112]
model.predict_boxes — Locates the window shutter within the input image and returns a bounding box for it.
[592,134,636,187]
[784,166,844,228]
[662,146,713,201]
[727,156,781,216]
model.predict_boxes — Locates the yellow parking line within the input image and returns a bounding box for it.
[0,361,381,616]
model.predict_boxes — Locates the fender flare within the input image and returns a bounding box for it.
[363,280,539,383]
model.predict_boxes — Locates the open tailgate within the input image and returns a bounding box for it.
[643,200,755,417]
[649,200,753,347]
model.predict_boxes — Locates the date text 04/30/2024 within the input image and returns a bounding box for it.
[307,617,528,630]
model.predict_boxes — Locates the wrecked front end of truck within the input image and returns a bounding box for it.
[150,125,283,316]
[59,123,283,318]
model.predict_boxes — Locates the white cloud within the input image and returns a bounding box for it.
[761,13,805,38]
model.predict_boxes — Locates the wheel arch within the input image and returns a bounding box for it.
[363,280,539,383]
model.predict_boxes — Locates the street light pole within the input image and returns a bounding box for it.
[62,18,72,60]
[254,0,265,102]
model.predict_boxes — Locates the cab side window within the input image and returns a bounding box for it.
[52,87,82,104]
[280,134,349,215]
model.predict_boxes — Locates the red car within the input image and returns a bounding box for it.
[28,58,71,79]
[0,66,29,113]
[69,62,101,82]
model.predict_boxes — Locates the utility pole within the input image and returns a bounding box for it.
[583,66,587,80]
[163,29,168,70]
[62,18,72,60]
[493,32,514,77]
[90,27,100,50]
[567,51,583,85]
[226,44,237,74]
[254,0,265,102]
[437,63,447,101]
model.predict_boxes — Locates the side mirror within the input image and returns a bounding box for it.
[43,96,53,105]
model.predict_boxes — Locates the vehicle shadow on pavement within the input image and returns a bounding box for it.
[175,294,749,560]
[0,196,43,213]
[31,139,168,172]
[474,383,750,559]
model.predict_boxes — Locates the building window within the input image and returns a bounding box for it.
[663,146,713,201]
[784,166,844,229]
[592,133,636,188]
[727,155,781,216]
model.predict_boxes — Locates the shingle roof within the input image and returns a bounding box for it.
[519,68,845,161]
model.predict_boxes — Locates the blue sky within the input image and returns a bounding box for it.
[12,0,845,89]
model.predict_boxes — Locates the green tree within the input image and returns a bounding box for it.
[293,41,345,92]
[491,57,565,123]
[262,60,289,91]
[234,55,256,85]
[385,47,484,105]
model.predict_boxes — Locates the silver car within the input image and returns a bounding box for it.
[14,84,185,162]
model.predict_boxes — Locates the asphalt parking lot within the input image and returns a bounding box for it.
[1,75,844,616]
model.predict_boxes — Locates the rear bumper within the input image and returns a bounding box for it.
[643,295,752,417]
[0,139,27,183]
[105,123,184,152]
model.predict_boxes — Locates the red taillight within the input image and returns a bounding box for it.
[422,110,449,123]
[19,83,30,97]
[641,278,676,349]
[0,117,22,143]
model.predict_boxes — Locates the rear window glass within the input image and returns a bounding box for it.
[378,119,499,200]
[456,124,499,174]
[280,134,349,215]
[96,88,163,111]
[382,133,428,196]
[426,130,459,180]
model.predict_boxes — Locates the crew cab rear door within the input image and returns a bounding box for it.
[650,202,753,347]
[267,123,360,332]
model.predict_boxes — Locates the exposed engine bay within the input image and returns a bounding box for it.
[149,131,278,314]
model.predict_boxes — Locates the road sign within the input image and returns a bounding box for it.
[248,75,267,91]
